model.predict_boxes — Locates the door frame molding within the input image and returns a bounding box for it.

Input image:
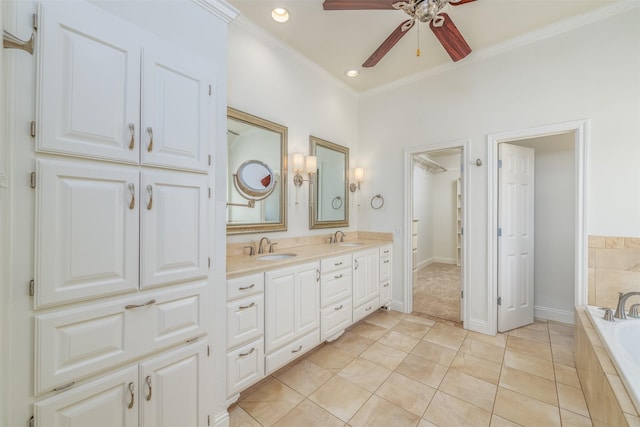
[403,139,469,323]
[487,120,589,335]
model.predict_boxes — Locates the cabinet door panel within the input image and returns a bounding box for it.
[352,254,368,308]
[141,49,213,172]
[140,342,207,427]
[265,272,296,354]
[366,252,380,298]
[297,266,320,337]
[35,366,138,427]
[141,170,208,288]
[227,294,264,350]
[36,160,139,307]
[37,2,140,163]
[226,339,265,397]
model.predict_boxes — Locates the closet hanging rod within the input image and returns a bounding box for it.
[3,30,34,55]
[415,155,447,172]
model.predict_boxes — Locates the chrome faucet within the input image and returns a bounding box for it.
[258,237,271,254]
[332,230,345,244]
[614,291,640,319]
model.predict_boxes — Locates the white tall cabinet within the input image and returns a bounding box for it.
[1,1,237,426]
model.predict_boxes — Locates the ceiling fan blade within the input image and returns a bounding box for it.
[448,0,476,5]
[363,19,415,67]
[429,13,471,62]
[323,0,396,10]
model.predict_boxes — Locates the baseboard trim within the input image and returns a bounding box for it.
[389,300,406,313]
[464,319,491,335]
[214,410,230,427]
[432,257,456,265]
[534,305,574,325]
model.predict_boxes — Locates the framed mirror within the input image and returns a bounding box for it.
[309,136,349,229]
[227,107,287,234]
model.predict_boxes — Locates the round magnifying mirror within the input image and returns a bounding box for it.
[233,160,276,200]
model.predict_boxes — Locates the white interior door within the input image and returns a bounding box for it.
[498,143,535,332]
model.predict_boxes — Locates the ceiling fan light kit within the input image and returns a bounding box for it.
[323,0,474,67]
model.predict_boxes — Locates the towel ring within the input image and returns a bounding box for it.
[370,194,384,209]
[331,196,343,209]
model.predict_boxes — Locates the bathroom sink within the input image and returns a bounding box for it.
[338,242,364,247]
[256,253,297,261]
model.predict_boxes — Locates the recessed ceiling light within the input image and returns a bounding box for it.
[271,8,289,23]
[345,69,359,77]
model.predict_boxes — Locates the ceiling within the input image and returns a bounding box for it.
[228,0,620,93]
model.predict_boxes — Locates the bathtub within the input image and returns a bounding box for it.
[586,305,640,413]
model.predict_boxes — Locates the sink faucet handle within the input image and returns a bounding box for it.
[269,242,278,253]
[243,245,255,256]
[603,308,615,322]
[629,304,640,318]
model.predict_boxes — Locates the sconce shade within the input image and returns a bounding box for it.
[354,167,364,183]
[305,156,317,174]
[292,152,304,172]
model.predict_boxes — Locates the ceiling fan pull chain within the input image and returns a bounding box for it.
[416,20,421,57]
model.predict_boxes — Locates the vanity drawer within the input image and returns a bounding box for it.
[227,273,264,301]
[226,338,264,397]
[321,297,352,341]
[321,254,352,274]
[320,269,352,307]
[227,293,264,350]
[380,244,392,258]
[35,281,207,395]
[353,296,380,323]
[265,330,319,375]
[380,257,392,282]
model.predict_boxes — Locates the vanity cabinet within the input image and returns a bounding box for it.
[34,341,208,427]
[265,262,320,374]
[37,2,213,172]
[379,245,393,307]
[352,249,380,322]
[226,274,265,398]
[320,254,353,341]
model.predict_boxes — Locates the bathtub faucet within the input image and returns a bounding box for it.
[614,292,640,320]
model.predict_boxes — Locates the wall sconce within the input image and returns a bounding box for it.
[292,152,317,205]
[350,167,364,192]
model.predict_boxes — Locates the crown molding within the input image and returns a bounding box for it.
[191,0,238,23]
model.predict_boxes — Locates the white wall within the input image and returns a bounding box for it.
[516,134,576,320]
[432,154,460,263]
[227,18,359,243]
[358,8,640,332]
[413,162,434,267]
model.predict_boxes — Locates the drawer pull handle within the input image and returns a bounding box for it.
[146,126,154,152]
[384,250,390,254]
[238,284,255,291]
[128,183,135,210]
[128,123,135,150]
[291,345,303,353]
[354,260,359,270]
[52,382,75,392]
[145,376,152,401]
[383,260,390,264]
[334,274,343,279]
[317,269,320,282]
[239,347,255,357]
[334,304,343,311]
[125,299,156,309]
[238,302,255,310]
[334,261,343,266]
[384,283,390,287]
[365,306,372,311]
[127,382,135,409]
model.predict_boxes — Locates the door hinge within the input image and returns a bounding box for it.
[461,290,463,299]
[30,121,36,137]
[208,187,211,199]
[208,415,211,426]
[208,154,211,166]
[497,296,502,306]
[461,227,464,236]
[29,416,34,427]
[207,345,210,357]
[32,13,38,30]
[461,163,464,172]
[208,85,212,96]
[208,257,211,269]
[498,159,503,169]
[497,227,502,237]
[30,172,36,188]
[29,280,34,296]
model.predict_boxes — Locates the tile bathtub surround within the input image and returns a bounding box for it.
[574,308,639,427]
[588,235,640,308]
[230,311,593,427]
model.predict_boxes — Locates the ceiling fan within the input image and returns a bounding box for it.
[323,0,475,67]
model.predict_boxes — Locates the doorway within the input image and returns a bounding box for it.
[405,143,467,323]
[488,121,588,335]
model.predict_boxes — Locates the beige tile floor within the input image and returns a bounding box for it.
[229,310,592,427]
